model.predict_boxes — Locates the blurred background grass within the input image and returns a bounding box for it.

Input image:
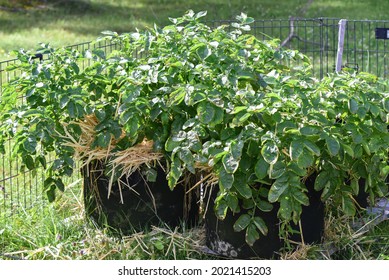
[1,0,389,60]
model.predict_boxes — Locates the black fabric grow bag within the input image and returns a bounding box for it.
[83,160,198,233]
[205,187,282,259]
[205,175,325,259]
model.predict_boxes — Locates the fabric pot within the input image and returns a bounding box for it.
[205,186,282,259]
[205,175,324,259]
[354,178,369,209]
[290,174,325,244]
[82,160,198,233]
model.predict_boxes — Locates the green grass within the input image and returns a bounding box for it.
[1,174,388,260]
[329,218,389,260]
[314,208,389,260]
[2,180,389,260]
[0,180,213,260]
[1,0,389,60]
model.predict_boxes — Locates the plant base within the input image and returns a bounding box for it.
[205,176,325,259]
[204,187,282,259]
[82,160,198,233]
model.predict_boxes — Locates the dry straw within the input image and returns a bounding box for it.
[60,114,163,201]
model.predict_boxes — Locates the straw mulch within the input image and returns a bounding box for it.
[60,114,163,199]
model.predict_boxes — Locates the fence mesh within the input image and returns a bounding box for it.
[0,40,121,219]
[1,17,389,221]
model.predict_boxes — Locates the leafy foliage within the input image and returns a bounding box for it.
[0,10,388,246]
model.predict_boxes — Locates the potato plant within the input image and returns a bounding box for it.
[0,10,388,246]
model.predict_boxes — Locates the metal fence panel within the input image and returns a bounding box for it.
[0,39,120,220]
[343,20,389,78]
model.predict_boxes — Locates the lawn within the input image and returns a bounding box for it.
[2,180,388,260]
[0,181,212,260]
[1,0,389,60]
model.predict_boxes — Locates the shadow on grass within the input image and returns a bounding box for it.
[0,0,305,37]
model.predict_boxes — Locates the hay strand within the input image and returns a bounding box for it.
[60,114,163,200]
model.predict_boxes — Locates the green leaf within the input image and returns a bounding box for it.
[269,161,286,179]
[263,70,279,85]
[245,224,259,246]
[383,98,389,112]
[145,168,158,183]
[178,148,194,166]
[119,110,132,125]
[36,155,47,169]
[23,137,37,153]
[232,112,252,125]
[234,182,252,199]
[96,132,111,148]
[290,140,304,161]
[237,12,255,24]
[219,168,234,190]
[279,196,293,220]
[153,240,164,251]
[314,171,330,191]
[67,101,76,118]
[55,179,65,192]
[226,193,239,213]
[254,157,269,179]
[222,153,239,174]
[233,214,251,232]
[342,194,356,216]
[231,106,247,114]
[59,95,69,109]
[348,98,359,114]
[196,45,212,60]
[351,129,363,144]
[321,179,341,201]
[342,143,355,158]
[195,10,207,19]
[168,156,182,189]
[215,199,228,220]
[253,216,268,236]
[197,102,215,124]
[165,136,181,152]
[292,189,309,206]
[300,125,320,136]
[95,109,106,122]
[356,107,367,119]
[381,166,389,177]
[261,141,279,165]
[210,107,224,126]
[268,179,288,203]
[304,139,320,156]
[350,179,359,195]
[369,103,381,117]
[361,141,371,155]
[231,139,244,159]
[219,129,235,143]
[326,137,340,156]
[70,62,79,74]
[52,159,64,171]
[46,185,56,203]
[288,162,306,177]
[256,200,273,212]
[169,88,185,106]
[23,155,35,170]
[297,152,314,169]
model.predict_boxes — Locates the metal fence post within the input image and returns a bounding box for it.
[336,19,347,73]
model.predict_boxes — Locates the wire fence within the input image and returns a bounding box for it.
[1,17,389,221]
[0,40,121,220]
